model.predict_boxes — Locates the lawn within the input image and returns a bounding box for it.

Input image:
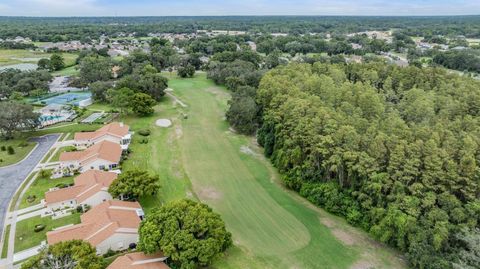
[15,213,80,253]
[0,49,77,67]
[1,225,10,259]
[0,139,36,167]
[120,73,407,269]
[52,65,79,76]
[49,146,76,163]
[19,173,74,209]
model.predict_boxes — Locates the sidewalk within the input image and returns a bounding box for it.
[13,243,45,263]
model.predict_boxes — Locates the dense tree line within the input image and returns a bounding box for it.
[0,41,35,49]
[0,69,52,98]
[433,50,480,72]
[1,16,480,41]
[254,62,480,268]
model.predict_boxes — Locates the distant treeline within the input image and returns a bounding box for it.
[1,16,480,41]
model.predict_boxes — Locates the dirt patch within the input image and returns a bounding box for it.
[350,259,376,269]
[175,125,183,138]
[206,87,229,97]
[198,187,223,201]
[319,217,335,228]
[240,145,258,156]
[332,229,356,246]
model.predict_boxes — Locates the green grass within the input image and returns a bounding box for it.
[50,146,76,163]
[15,213,81,253]
[119,74,406,269]
[1,225,10,259]
[52,65,79,76]
[13,73,406,268]
[19,173,74,210]
[9,173,37,212]
[0,49,77,67]
[0,139,36,167]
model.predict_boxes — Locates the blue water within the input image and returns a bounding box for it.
[39,115,65,122]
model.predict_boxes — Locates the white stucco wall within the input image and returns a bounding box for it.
[47,199,77,211]
[81,158,117,172]
[81,191,112,208]
[95,232,139,255]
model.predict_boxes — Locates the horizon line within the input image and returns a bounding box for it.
[1,14,480,18]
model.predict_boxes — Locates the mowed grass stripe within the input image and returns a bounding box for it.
[171,77,311,256]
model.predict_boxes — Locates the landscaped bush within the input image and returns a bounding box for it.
[39,169,52,178]
[26,195,36,204]
[7,146,15,155]
[139,138,149,144]
[138,129,151,136]
[56,183,68,189]
[76,205,84,213]
[34,224,46,232]
[0,146,5,151]
[102,248,118,258]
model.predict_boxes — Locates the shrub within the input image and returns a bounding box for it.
[7,146,15,155]
[26,195,36,203]
[139,138,149,144]
[138,129,151,136]
[103,248,117,258]
[39,169,52,179]
[56,183,68,189]
[34,224,46,232]
[0,146,5,151]
[76,205,84,213]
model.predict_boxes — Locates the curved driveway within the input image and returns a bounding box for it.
[0,134,60,237]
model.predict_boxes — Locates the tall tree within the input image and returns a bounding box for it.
[139,199,232,269]
[0,102,39,139]
[109,169,160,199]
[21,240,104,269]
[49,53,65,71]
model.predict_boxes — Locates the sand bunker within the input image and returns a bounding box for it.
[156,119,172,127]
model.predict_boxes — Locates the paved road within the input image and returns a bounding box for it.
[0,134,60,238]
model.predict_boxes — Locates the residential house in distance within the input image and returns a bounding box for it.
[74,122,131,150]
[59,140,122,173]
[44,170,118,211]
[107,252,170,269]
[47,200,145,255]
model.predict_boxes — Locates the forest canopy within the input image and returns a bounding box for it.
[256,62,480,268]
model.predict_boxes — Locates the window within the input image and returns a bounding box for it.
[99,165,105,170]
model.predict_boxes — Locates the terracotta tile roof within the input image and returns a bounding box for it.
[59,140,122,164]
[45,171,117,205]
[74,122,129,141]
[47,200,142,246]
[107,252,170,269]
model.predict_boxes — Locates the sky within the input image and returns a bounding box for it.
[0,0,479,17]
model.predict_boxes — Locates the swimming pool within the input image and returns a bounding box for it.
[39,115,66,122]
[38,92,92,106]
